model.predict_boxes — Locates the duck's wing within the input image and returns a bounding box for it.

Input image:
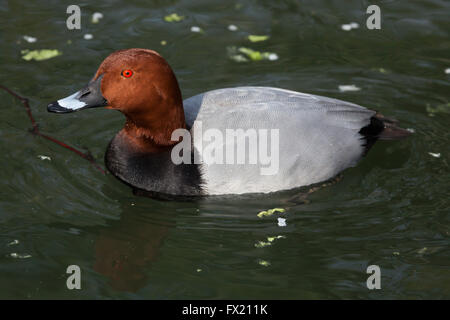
[183,86,375,195]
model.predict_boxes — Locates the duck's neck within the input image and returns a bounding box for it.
[122,102,186,152]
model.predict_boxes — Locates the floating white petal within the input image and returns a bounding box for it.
[341,24,352,31]
[92,12,104,24]
[428,152,441,158]
[278,217,287,227]
[338,84,361,92]
[23,35,37,43]
[341,22,359,31]
[268,53,279,61]
[38,155,51,161]
[7,240,19,246]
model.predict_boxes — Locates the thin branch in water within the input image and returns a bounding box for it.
[0,84,106,174]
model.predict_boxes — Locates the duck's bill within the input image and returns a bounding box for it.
[47,75,108,113]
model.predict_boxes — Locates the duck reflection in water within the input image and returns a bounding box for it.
[93,207,171,292]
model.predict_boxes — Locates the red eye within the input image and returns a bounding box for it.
[121,69,133,78]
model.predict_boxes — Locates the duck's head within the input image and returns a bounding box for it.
[48,48,185,145]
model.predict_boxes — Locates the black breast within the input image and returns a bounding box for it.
[105,134,204,199]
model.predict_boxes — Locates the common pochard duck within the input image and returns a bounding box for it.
[48,48,410,198]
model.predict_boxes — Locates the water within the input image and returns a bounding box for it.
[0,0,449,299]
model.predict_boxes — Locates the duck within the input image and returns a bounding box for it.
[47,48,410,198]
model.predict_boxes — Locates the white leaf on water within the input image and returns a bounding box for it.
[428,152,441,158]
[92,12,104,24]
[268,53,279,61]
[7,240,19,246]
[278,217,287,227]
[341,24,352,31]
[341,22,359,31]
[10,253,32,259]
[257,259,271,267]
[23,35,37,43]
[339,84,361,92]
[228,24,238,31]
[84,34,93,40]
[37,155,51,161]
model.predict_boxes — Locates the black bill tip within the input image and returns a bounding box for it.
[47,101,73,113]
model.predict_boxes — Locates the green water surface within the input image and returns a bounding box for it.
[0,0,449,299]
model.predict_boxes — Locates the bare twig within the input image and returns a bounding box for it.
[0,85,106,174]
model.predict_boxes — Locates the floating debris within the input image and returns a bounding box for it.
[277,217,287,227]
[406,128,415,133]
[341,24,352,31]
[229,54,247,63]
[417,247,427,254]
[68,228,81,235]
[228,47,279,62]
[91,12,104,24]
[341,22,359,31]
[164,13,185,22]
[7,240,19,246]
[338,84,361,92]
[228,24,238,31]
[267,235,285,242]
[428,152,441,158]
[254,235,285,248]
[257,259,271,267]
[257,207,285,218]
[248,35,269,42]
[267,53,279,61]
[10,253,32,259]
[190,26,202,33]
[83,34,93,40]
[23,35,37,43]
[196,268,202,272]
[160,40,167,46]
[393,251,400,256]
[445,68,450,74]
[237,47,263,61]
[426,102,450,116]
[37,155,51,161]
[21,49,62,61]
[255,241,271,248]
[371,67,390,74]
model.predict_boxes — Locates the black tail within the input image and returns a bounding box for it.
[359,113,411,153]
